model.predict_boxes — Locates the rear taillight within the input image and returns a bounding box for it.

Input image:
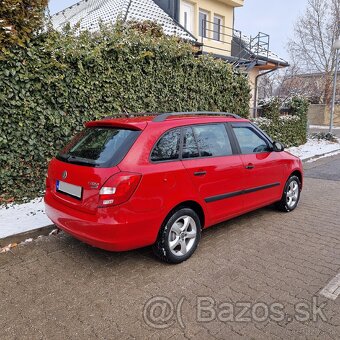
[98,172,142,207]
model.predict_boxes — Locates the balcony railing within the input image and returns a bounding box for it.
[199,19,270,69]
[200,19,242,56]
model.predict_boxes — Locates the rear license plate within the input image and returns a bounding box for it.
[56,180,82,200]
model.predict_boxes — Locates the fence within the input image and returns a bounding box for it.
[308,104,340,126]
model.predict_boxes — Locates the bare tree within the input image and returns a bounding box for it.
[287,0,340,104]
[258,64,304,101]
[275,63,327,103]
[257,73,277,100]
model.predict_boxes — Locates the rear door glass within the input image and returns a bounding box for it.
[192,124,233,157]
[182,127,199,159]
[57,127,140,167]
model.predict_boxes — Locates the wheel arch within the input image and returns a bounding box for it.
[289,169,303,188]
[164,200,205,229]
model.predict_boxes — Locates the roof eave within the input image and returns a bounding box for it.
[257,56,289,67]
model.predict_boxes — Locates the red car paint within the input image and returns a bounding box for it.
[44,114,303,252]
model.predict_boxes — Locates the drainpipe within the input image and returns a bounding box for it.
[232,8,235,31]
[253,65,280,118]
[174,0,180,22]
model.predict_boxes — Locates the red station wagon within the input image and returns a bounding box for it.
[45,112,303,263]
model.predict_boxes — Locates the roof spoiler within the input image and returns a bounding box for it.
[85,120,146,131]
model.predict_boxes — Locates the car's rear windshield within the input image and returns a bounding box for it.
[57,127,141,167]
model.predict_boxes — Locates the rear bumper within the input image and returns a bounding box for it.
[44,191,160,251]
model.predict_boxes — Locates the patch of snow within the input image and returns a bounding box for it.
[49,229,60,236]
[0,243,17,253]
[0,198,52,239]
[309,125,340,130]
[287,139,340,161]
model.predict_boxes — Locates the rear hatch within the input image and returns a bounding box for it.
[47,125,142,214]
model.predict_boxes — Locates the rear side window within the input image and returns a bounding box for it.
[151,128,181,162]
[57,127,140,167]
[192,124,232,157]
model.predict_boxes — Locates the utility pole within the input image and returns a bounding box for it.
[330,38,340,133]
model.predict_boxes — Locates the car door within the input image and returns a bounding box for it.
[230,122,285,211]
[181,123,245,225]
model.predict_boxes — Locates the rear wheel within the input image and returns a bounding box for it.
[276,175,301,212]
[153,208,201,264]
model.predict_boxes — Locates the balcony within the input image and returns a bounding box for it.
[198,19,270,70]
[218,0,244,7]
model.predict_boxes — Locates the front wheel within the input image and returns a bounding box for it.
[276,175,301,212]
[153,208,201,264]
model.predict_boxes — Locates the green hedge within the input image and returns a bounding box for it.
[253,97,308,147]
[0,22,250,203]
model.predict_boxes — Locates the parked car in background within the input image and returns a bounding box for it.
[45,112,303,263]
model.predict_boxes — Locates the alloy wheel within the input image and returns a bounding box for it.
[286,180,299,209]
[168,216,197,257]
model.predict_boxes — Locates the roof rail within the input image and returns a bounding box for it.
[152,111,242,122]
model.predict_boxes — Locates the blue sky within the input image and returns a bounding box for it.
[235,0,308,61]
[48,0,79,16]
[48,0,308,61]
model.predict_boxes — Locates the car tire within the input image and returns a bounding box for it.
[153,208,201,264]
[276,175,301,212]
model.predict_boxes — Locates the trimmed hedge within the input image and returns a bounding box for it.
[0,22,250,203]
[0,0,48,53]
[253,97,308,147]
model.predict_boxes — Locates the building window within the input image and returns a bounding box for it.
[213,15,223,41]
[199,10,208,38]
[180,1,194,34]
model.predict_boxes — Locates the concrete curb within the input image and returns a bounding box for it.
[301,148,340,163]
[0,225,56,248]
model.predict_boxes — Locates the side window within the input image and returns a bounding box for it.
[151,128,181,162]
[182,127,199,159]
[233,127,271,154]
[192,124,233,157]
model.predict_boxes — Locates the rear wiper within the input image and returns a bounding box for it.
[67,155,96,166]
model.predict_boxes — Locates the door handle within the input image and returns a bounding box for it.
[194,171,207,176]
[245,163,254,170]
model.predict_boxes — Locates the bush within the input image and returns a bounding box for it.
[0,22,250,203]
[309,132,338,142]
[253,116,306,147]
[253,97,309,147]
[258,97,281,120]
[0,0,48,53]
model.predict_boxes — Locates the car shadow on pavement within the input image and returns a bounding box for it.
[52,205,276,267]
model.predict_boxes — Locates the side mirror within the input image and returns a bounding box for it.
[272,141,284,152]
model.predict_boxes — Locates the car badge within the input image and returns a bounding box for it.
[88,182,99,189]
[62,170,68,180]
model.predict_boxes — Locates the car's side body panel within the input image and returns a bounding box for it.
[181,155,245,225]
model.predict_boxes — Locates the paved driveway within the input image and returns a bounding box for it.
[1,155,340,339]
[304,156,340,181]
